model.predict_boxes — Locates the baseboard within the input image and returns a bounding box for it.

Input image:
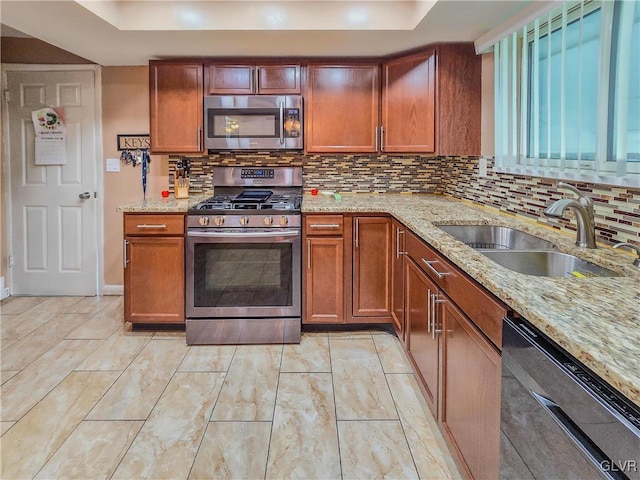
[0,277,9,300]
[102,284,124,296]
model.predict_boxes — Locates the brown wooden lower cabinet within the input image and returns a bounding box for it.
[352,216,392,319]
[391,219,406,340]
[440,301,501,480]
[405,256,440,416]
[123,213,185,324]
[304,236,344,323]
[404,229,503,480]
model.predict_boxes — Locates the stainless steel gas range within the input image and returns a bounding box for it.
[185,166,302,345]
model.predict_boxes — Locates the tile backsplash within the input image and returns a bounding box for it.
[444,157,639,247]
[169,153,639,246]
[169,153,443,194]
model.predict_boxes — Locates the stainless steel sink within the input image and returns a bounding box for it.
[437,224,557,250]
[482,250,619,278]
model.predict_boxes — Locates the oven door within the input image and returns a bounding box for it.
[185,228,301,319]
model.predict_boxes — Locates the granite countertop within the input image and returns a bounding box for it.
[116,195,209,213]
[303,193,640,407]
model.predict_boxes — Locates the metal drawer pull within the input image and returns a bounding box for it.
[307,239,311,269]
[421,258,450,278]
[136,224,167,229]
[123,239,129,269]
[309,224,340,228]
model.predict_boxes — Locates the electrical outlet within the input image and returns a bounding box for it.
[478,157,487,177]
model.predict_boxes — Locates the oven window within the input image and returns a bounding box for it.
[193,243,292,307]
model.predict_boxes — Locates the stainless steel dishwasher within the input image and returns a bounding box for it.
[501,317,640,480]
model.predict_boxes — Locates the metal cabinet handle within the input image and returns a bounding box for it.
[197,127,201,148]
[279,101,285,144]
[375,126,379,151]
[427,288,432,333]
[433,294,445,338]
[250,67,255,93]
[355,218,359,248]
[421,258,450,279]
[123,239,129,268]
[309,224,340,228]
[254,68,259,93]
[396,227,406,259]
[380,126,385,151]
[307,239,311,269]
[136,224,167,229]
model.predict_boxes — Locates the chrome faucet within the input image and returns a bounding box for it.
[544,182,597,248]
[613,243,640,267]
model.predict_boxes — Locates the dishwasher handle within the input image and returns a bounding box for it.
[530,391,624,480]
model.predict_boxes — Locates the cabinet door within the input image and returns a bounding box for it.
[391,219,406,339]
[352,216,391,317]
[304,237,344,323]
[306,64,379,153]
[206,64,254,94]
[382,50,436,153]
[437,43,481,155]
[149,62,203,153]
[124,236,185,323]
[405,257,440,417]
[441,301,501,480]
[257,65,301,94]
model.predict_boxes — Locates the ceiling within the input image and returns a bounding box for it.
[1,0,532,66]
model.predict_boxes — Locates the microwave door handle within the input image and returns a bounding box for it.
[279,102,285,145]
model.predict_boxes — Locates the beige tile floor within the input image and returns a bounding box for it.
[0,295,462,480]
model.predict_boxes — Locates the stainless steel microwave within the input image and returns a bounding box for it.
[204,95,303,151]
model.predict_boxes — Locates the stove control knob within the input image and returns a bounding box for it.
[279,216,289,227]
[198,216,210,226]
[240,216,250,226]
[263,216,273,226]
[213,216,224,226]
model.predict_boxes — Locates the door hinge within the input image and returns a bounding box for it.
[3,90,10,102]
[8,254,14,268]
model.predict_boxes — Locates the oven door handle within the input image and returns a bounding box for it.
[187,230,300,239]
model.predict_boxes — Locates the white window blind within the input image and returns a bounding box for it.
[494,0,640,187]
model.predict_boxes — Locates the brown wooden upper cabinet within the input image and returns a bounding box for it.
[381,50,436,153]
[206,64,301,95]
[149,62,203,154]
[306,63,380,153]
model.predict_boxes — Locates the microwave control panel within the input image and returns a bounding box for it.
[283,109,301,138]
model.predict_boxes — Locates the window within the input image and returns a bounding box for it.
[494,0,640,186]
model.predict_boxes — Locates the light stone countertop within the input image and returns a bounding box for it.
[116,195,209,213]
[303,193,640,407]
[116,192,640,406]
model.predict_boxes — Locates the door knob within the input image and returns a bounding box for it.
[79,192,91,200]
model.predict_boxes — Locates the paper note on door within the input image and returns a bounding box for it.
[32,107,66,165]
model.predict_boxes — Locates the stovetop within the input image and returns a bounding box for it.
[190,191,302,213]
[188,166,303,216]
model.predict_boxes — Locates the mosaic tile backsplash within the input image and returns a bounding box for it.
[169,153,639,246]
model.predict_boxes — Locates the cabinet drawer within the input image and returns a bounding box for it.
[406,231,507,348]
[304,215,344,236]
[124,214,185,236]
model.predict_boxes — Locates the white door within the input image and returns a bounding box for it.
[6,69,98,295]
